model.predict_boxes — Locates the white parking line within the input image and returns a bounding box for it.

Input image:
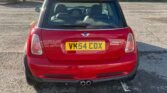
[120,81,131,92]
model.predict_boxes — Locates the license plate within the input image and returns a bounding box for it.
[65,41,106,51]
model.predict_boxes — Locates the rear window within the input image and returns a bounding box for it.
[40,0,126,29]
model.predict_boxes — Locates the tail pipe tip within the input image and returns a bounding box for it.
[80,80,92,86]
[86,80,92,86]
[80,81,86,86]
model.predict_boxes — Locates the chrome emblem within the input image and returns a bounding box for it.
[81,32,90,37]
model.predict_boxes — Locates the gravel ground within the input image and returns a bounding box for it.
[0,1,167,93]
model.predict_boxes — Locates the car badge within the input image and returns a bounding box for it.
[81,32,90,37]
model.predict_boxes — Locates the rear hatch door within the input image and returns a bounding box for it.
[41,28,130,65]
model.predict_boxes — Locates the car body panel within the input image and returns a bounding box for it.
[27,51,137,80]
[25,27,138,81]
[40,28,131,65]
[24,0,138,83]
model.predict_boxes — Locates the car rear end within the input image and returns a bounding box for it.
[25,0,138,84]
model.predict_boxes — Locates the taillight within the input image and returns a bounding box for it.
[31,34,43,55]
[125,33,135,53]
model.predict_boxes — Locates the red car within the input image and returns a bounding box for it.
[24,0,138,86]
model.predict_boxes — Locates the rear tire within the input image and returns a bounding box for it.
[123,49,139,82]
[24,56,39,86]
[25,68,35,85]
[124,70,137,82]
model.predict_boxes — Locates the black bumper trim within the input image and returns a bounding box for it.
[33,66,137,83]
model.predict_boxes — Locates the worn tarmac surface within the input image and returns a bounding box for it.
[0,1,167,93]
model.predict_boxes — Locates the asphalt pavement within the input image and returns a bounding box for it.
[0,1,167,93]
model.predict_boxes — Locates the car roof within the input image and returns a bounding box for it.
[53,0,118,2]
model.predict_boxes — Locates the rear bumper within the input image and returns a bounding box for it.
[33,67,137,83]
[26,53,138,83]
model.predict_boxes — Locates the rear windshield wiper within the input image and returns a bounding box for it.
[55,24,89,28]
[86,25,117,29]
[52,24,117,29]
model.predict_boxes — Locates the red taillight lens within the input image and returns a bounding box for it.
[31,34,43,55]
[125,33,135,53]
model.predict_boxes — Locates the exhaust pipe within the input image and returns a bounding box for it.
[86,80,92,86]
[80,81,86,86]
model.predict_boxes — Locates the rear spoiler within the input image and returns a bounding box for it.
[55,0,117,2]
